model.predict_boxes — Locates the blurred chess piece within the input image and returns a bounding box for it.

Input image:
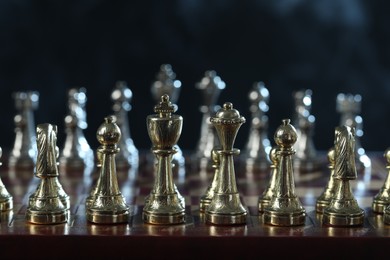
[9,91,39,169]
[322,126,364,226]
[336,93,371,171]
[111,81,139,169]
[372,148,390,214]
[26,124,69,224]
[60,88,94,170]
[151,64,185,173]
[263,119,306,226]
[200,148,221,212]
[242,82,271,171]
[258,147,278,212]
[86,116,130,224]
[143,95,185,224]
[0,147,13,211]
[292,89,319,172]
[194,70,226,171]
[205,102,247,225]
[316,147,337,213]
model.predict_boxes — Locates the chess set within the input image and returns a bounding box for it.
[0,64,389,258]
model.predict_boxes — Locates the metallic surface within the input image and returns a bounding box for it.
[206,102,247,225]
[0,147,13,211]
[316,147,337,213]
[200,149,221,212]
[258,147,278,212]
[372,148,390,213]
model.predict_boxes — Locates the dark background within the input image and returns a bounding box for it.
[0,0,389,154]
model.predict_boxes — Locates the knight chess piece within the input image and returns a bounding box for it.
[59,88,94,170]
[111,81,139,169]
[9,91,39,169]
[143,95,185,225]
[258,147,278,212]
[86,116,130,224]
[316,147,337,213]
[194,70,226,171]
[242,82,271,171]
[200,148,221,212]
[205,102,247,225]
[372,148,390,213]
[0,147,13,211]
[26,124,70,224]
[322,126,365,226]
[263,119,306,226]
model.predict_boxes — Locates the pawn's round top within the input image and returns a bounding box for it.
[96,116,121,145]
[274,119,297,148]
[384,147,390,165]
[154,94,177,117]
[327,147,335,165]
[213,102,245,124]
[269,147,279,165]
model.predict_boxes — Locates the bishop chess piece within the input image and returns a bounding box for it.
[336,93,370,171]
[242,82,271,171]
[143,95,185,225]
[9,91,39,169]
[372,148,390,213]
[263,119,306,226]
[26,124,70,224]
[205,102,247,225]
[258,147,278,212]
[86,116,130,224]
[322,126,364,226]
[316,147,337,213]
[194,71,226,171]
[0,147,13,211]
[200,148,221,212]
[111,81,139,169]
[59,88,94,170]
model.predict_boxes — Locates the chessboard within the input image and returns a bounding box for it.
[0,150,389,258]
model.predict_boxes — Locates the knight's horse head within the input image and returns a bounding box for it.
[334,125,357,179]
[36,123,59,177]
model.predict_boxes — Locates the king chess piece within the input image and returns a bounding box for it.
[143,95,185,225]
[111,81,139,169]
[258,146,278,212]
[316,147,337,213]
[26,124,70,224]
[242,82,271,172]
[263,119,306,226]
[205,102,247,225]
[322,126,364,226]
[0,147,13,211]
[9,91,39,169]
[59,88,94,170]
[372,148,390,214]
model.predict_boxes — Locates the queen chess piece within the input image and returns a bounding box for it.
[316,147,337,213]
[258,146,278,212]
[0,147,13,211]
[372,148,390,214]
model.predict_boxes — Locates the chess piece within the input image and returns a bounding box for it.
[316,147,337,213]
[322,126,365,226]
[86,116,130,224]
[336,93,370,171]
[143,95,185,224]
[85,149,103,208]
[0,147,13,211]
[293,89,319,171]
[243,82,271,171]
[151,64,185,171]
[258,147,278,212]
[26,124,69,224]
[205,102,247,225]
[9,91,39,169]
[60,88,94,170]
[111,81,139,169]
[194,71,226,170]
[372,148,390,213]
[200,148,221,212]
[263,119,306,226]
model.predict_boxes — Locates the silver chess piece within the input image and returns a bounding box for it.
[0,147,13,211]
[258,146,279,212]
[112,81,139,169]
[372,148,390,214]
[59,88,94,170]
[316,147,337,213]
[9,91,39,169]
[242,82,271,171]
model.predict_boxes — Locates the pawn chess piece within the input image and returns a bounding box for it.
[60,88,94,170]
[205,102,247,225]
[258,147,278,212]
[143,95,185,224]
[86,116,130,224]
[0,147,13,211]
[316,147,337,213]
[372,148,390,213]
[243,82,271,171]
[263,119,306,226]
[200,148,221,212]
[111,81,139,169]
[26,124,69,224]
[9,91,39,169]
[322,126,365,226]
[194,71,226,170]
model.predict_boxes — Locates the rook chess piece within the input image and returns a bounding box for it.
[258,147,278,212]
[316,147,337,213]
[200,148,221,212]
[263,119,306,226]
[0,147,13,211]
[372,148,390,213]
[322,126,365,226]
[205,102,247,225]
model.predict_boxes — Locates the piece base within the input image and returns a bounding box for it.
[263,211,306,226]
[143,211,186,225]
[26,210,69,224]
[258,199,270,213]
[322,211,365,226]
[315,201,330,214]
[372,201,389,214]
[205,212,247,225]
[0,198,13,211]
[87,209,129,224]
[199,199,211,213]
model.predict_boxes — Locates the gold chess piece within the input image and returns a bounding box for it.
[85,149,103,208]
[258,146,279,212]
[0,147,13,211]
[205,102,247,225]
[26,124,69,224]
[143,94,185,225]
[86,116,130,224]
[263,119,306,226]
[316,147,337,213]
[322,126,365,226]
[372,148,390,213]
[200,148,221,212]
